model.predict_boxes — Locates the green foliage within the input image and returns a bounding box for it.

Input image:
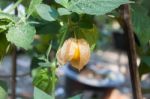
[78,15,94,28]
[36,21,61,34]
[139,56,150,76]
[55,0,69,8]
[33,68,51,93]
[0,13,18,23]
[32,42,57,96]
[27,0,43,16]
[34,34,53,54]
[57,24,68,47]
[34,21,61,53]
[70,13,80,23]
[68,14,98,50]
[131,1,150,77]
[34,87,53,99]
[56,0,132,15]
[0,33,9,59]
[30,57,44,71]
[0,13,18,33]
[21,0,31,8]
[132,5,150,46]
[6,23,36,50]
[58,8,71,16]
[0,80,8,99]
[76,25,98,51]
[33,68,57,94]
[35,4,59,21]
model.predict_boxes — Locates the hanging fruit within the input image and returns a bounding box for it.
[56,38,90,70]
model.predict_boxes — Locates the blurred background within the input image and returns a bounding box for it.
[0,0,150,99]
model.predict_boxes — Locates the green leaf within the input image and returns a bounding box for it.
[36,22,61,34]
[34,87,53,99]
[6,23,36,50]
[68,94,82,99]
[33,68,51,91]
[0,33,9,60]
[139,61,150,77]
[58,8,71,16]
[30,56,45,72]
[0,80,8,99]
[56,0,132,15]
[33,68,57,94]
[0,13,18,33]
[35,4,59,21]
[0,26,7,33]
[76,25,98,51]
[142,56,150,65]
[78,15,94,28]
[34,34,54,54]
[27,0,43,16]
[55,0,69,7]
[139,56,150,76]
[132,5,150,45]
[0,13,18,23]
[70,13,80,23]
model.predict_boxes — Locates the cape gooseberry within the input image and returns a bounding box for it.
[56,38,90,70]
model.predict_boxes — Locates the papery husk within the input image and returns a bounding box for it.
[56,38,77,65]
[70,39,90,70]
[56,38,90,70]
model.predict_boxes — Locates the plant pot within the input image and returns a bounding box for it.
[64,63,125,98]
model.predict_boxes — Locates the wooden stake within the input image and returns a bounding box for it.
[11,5,18,99]
[120,4,142,99]
[11,46,17,99]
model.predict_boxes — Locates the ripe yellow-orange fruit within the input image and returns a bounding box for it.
[56,38,90,70]
[72,44,80,60]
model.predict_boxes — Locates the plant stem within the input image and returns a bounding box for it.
[51,66,56,99]
[50,18,69,99]
[119,4,142,99]
[7,0,23,13]
[58,25,68,49]
[46,41,52,60]
[11,45,17,99]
